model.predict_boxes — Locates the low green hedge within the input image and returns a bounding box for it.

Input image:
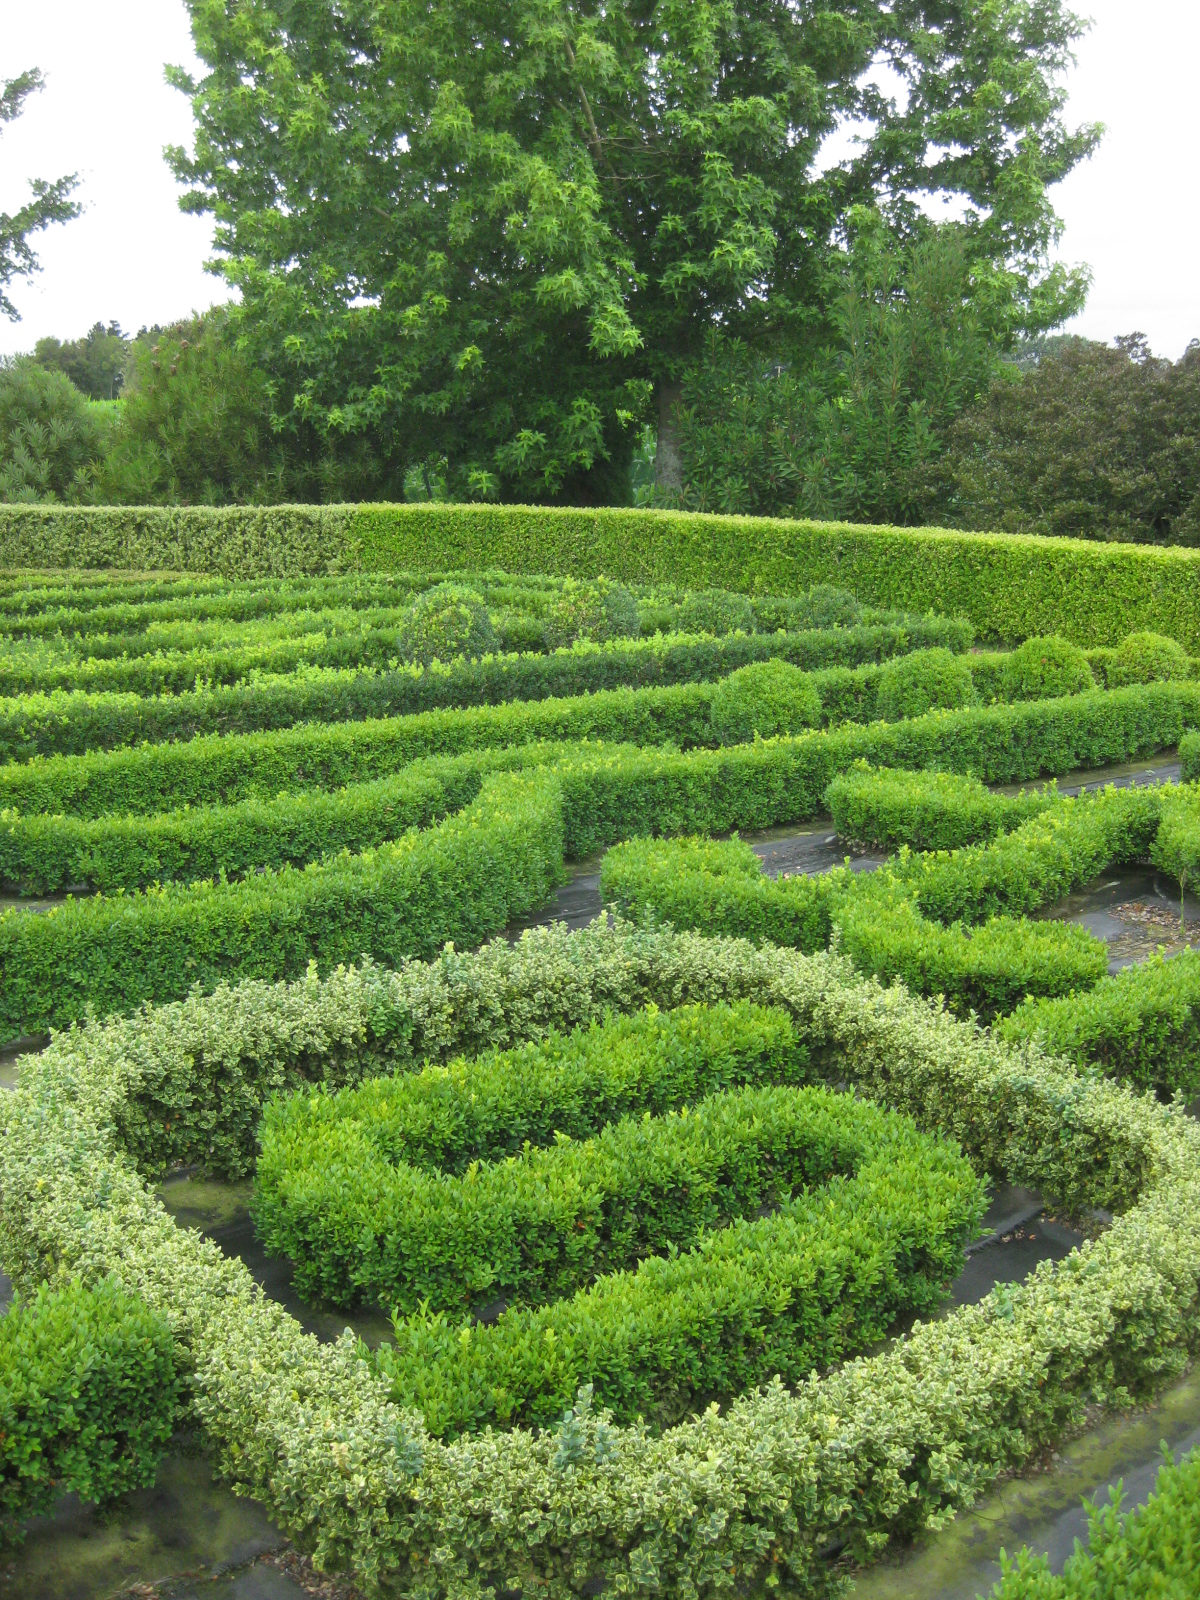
[371,1086,982,1436]
[601,825,1111,1023]
[9,503,1200,650]
[0,617,969,762]
[998,951,1200,1099]
[826,763,1055,852]
[1,687,1195,1034]
[987,1445,1200,1598]
[0,761,484,895]
[4,917,1200,1596]
[0,1277,177,1543]
[0,770,563,1040]
[254,1001,805,1310]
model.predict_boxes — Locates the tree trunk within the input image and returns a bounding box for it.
[654,380,684,494]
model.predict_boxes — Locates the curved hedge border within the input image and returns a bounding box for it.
[369,1084,982,1437]
[0,618,968,762]
[3,918,1199,1597]
[5,503,1200,649]
[2,682,1197,1038]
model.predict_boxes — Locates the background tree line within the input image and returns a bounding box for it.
[2,0,1198,542]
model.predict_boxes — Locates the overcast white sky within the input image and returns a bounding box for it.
[0,0,1196,358]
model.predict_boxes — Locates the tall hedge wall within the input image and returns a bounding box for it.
[4,503,1200,648]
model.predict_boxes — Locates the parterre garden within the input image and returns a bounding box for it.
[3,507,1200,1597]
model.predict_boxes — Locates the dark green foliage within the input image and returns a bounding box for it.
[0,359,110,504]
[875,647,978,722]
[370,1089,983,1435]
[92,314,332,507]
[0,616,969,762]
[670,233,1007,524]
[986,1445,1200,1598]
[1002,636,1095,701]
[708,660,823,745]
[396,582,498,666]
[167,0,1094,501]
[946,337,1200,545]
[0,1277,177,1543]
[1104,631,1191,687]
[254,1002,805,1309]
[33,322,129,402]
[0,70,80,321]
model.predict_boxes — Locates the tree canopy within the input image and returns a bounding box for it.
[170,0,1098,502]
[0,71,80,321]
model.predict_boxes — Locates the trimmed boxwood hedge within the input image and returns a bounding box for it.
[4,917,1200,1597]
[0,1277,177,1543]
[5,503,1200,648]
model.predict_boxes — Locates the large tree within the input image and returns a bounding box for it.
[0,71,80,322]
[169,0,1098,502]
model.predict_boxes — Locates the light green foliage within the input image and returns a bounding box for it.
[0,770,564,1039]
[987,1446,1200,1598]
[8,505,1200,656]
[1148,784,1200,918]
[395,581,498,666]
[33,321,129,401]
[371,1086,982,1435]
[0,1277,177,1543]
[708,658,823,744]
[1003,635,1096,701]
[0,612,970,763]
[1104,631,1191,687]
[253,1001,807,1309]
[876,646,978,721]
[0,358,110,504]
[825,763,1055,852]
[999,951,1200,1100]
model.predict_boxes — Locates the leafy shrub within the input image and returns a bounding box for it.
[998,951,1200,1099]
[875,647,978,721]
[670,588,756,636]
[371,1089,983,1434]
[5,911,1200,1596]
[1105,631,1190,687]
[708,659,823,744]
[543,578,641,649]
[0,770,564,1039]
[754,584,862,632]
[825,762,1054,852]
[1148,785,1200,915]
[261,1077,846,1315]
[0,358,109,504]
[0,616,968,763]
[986,1445,1200,1598]
[1002,635,1095,701]
[0,1277,177,1543]
[396,582,498,666]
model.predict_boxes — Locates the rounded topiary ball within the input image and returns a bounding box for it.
[544,579,641,650]
[674,589,757,637]
[708,659,823,745]
[1105,631,1191,687]
[1002,635,1095,701]
[398,583,499,667]
[875,648,978,722]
